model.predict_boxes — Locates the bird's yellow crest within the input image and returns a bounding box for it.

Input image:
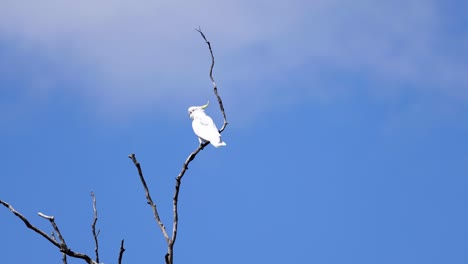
[201,101,209,109]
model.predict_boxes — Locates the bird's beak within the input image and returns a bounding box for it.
[201,100,209,109]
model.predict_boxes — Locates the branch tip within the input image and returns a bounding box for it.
[118,239,126,264]
[38,212,54,220]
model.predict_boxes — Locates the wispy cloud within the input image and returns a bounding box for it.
[1,0,467,120]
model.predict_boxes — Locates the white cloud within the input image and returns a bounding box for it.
[0,0,467,120]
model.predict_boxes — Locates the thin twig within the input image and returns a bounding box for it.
[0,200,97,264]
[38,212,54,220]
[90,192,100,263]
[195,27,228,132]
[128,154,170,244]
[118,239,125,264]
[43,213,66,246]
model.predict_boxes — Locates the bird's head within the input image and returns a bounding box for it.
[188,101,209,119]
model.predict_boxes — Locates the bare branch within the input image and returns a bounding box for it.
[38,212,54,220]
[90,191,100,263]
[128,154,170,243]
[195,27,228,132]
[167,29,229,264]
[37,212,66,248]
[47,215,66,245]
[0,200,97,264]
[128,29,228,264]
[1,200,60,247]
[166,141,209,263]
[118,239,126,264]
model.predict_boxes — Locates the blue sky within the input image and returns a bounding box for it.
[1,1,468,263]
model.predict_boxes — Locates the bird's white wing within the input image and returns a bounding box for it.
[192,115,221,142]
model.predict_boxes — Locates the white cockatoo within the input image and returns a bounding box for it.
[188,101,226,148]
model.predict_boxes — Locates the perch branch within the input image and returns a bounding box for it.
[128,154,170,244]
[166,29,229,264]
[195,27,228,132]
[128,29,228,264]
[90,192,100,263]
[166,141,209,263]
[0,200,97,264]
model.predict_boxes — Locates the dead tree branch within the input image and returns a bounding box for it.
[118,239,126,264]
[195,27,228,132]
[167,29,228,263]
[38,211,67,246]
[0,200,97,264]
[128,153,170,244]
[166,141,209,263]
[128,29,227,264]
[90,191,100,263]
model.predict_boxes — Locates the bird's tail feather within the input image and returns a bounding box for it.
[211,140,227,148]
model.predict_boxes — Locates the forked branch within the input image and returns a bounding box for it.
[129,29,228,264]
[0,200,97,264]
